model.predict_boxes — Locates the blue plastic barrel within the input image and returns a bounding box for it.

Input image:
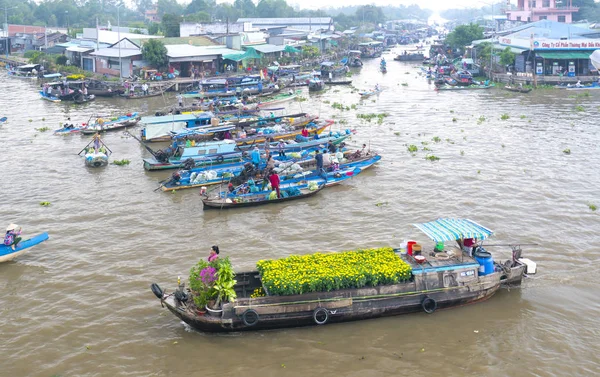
[474,255,494,275]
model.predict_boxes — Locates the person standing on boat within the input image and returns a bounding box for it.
[251,146,261,168]
[268,171,281,198]
[208,246,219,262]
[93,133,101,153]
[4,224,22,251]
[277,140,286,157]
[315,149,323,172]
[301,126,309,138]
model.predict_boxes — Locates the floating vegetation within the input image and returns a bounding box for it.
[452,117,457,122]
[356,112,389,122]
[500,113,510,120]
[338,119,348,125]
[323,100,330,104]
[40,201,51,207]
[35,127,51,132]
[520,115,527,119]
[477,115,486,124]
[421,141,429,145]
[588,203,597,211]
[407,144,418,153]
[450,110,454,113]
[477,170,481,174]
[394,131,401,136]
[563,148,571,155]
[501,144,505,148]
[112,159,131,166]
[375,201,389,207]
[351,104,357,110]
[404,71,410,74]
[460,150,464,156]
[425,154,440,161]
[574,105,585,112]
[401,83,408,86]
[432,136,441,143]
[333,89,340,93]
[422,147,432,151]
[296,96,307,102]
[446,139,455,144]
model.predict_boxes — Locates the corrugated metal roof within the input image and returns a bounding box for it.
[66,46,94,53]
[89,48,142,58]
[247,44,284,54]
[166,45,238,58]
[238,17,332,24]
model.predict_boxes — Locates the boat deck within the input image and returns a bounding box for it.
[399,247,480,274]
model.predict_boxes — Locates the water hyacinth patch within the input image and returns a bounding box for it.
[256,247,412,296]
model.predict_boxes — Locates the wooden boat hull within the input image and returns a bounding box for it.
[503,87,532,93]
[121,92,163,99]
[326,80,352,86]
[0,233,49,263]
[84,153,109,167]
[81,119,139,134]
[202,185,324,209]
[87,88,124,97]
[156,265,502,332]
[39,91,61,102]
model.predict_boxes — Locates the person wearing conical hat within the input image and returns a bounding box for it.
[4,224,22,251]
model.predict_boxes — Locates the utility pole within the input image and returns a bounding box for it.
[117,4,122,79]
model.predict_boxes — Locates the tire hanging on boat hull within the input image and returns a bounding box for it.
[313,307,329,325]
[242,309,260,326]
[422,297,437,314]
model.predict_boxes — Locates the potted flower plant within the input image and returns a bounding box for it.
[188,257,237,317]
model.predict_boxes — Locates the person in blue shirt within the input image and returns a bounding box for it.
[314,149,323,172]
[251,146,261,167]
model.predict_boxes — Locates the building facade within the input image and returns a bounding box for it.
[506,0,578,23]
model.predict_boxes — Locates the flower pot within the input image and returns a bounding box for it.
[205,305,223,317]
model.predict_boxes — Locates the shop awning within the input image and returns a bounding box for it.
[536,51,594,60]
[284,45,301,53]
[413,218,494,243]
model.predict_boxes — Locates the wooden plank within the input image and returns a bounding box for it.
[234,298,352,316]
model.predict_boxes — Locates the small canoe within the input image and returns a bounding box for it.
[39,91,61,103]
[54,126,82,134]
[359,89,382,97]
[436,84,494,91]
[202,182,325,209]
[0,232,49,263]
[504,86,532,93]
[80,118,139,134]
[121,91,164,99]
[325,80,353,86]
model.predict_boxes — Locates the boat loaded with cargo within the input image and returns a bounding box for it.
[150,218,536,332]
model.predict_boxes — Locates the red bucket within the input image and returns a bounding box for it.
[407,241,417,256]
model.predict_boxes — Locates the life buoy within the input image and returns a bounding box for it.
[242,309,260,326]
[422,297,437,314]
[150,283,163,299]
[174,290,188,302]
[216,155,224,163]
[313,307,329,325]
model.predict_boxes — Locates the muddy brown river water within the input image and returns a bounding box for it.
[1,51,599,377]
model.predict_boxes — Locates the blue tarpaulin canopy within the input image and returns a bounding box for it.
[413,218,494,243]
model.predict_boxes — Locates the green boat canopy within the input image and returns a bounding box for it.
[536,51,594,60]
[284,45,301,53]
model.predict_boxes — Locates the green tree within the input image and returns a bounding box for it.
[256,0,294,18]
[234,0,256,17]
[161,13,181,37]
[302,45,320,59]
[499,47,515,66]
[355,5,385,25]
[142,39,169,69]
[186,12,211,23]
[148,22,161,35]
[185,0,211,14]
[572,0,600,21]
[445,24,484,53]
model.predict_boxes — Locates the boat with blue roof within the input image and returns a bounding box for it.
[151,218,535,332]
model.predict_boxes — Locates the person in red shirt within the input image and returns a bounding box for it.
[268,171,281,198]
[301,126,309,138]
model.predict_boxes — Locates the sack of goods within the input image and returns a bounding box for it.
[268,191,278,200]
[308,181,318,191]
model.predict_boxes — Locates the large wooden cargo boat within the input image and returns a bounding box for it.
[151,219,534,333]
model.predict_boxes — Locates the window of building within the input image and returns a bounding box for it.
[558,15,566,22]
[542,0,550,7]
[539,16,547,20]
[517,16,522,21]
[108,59,120,69]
